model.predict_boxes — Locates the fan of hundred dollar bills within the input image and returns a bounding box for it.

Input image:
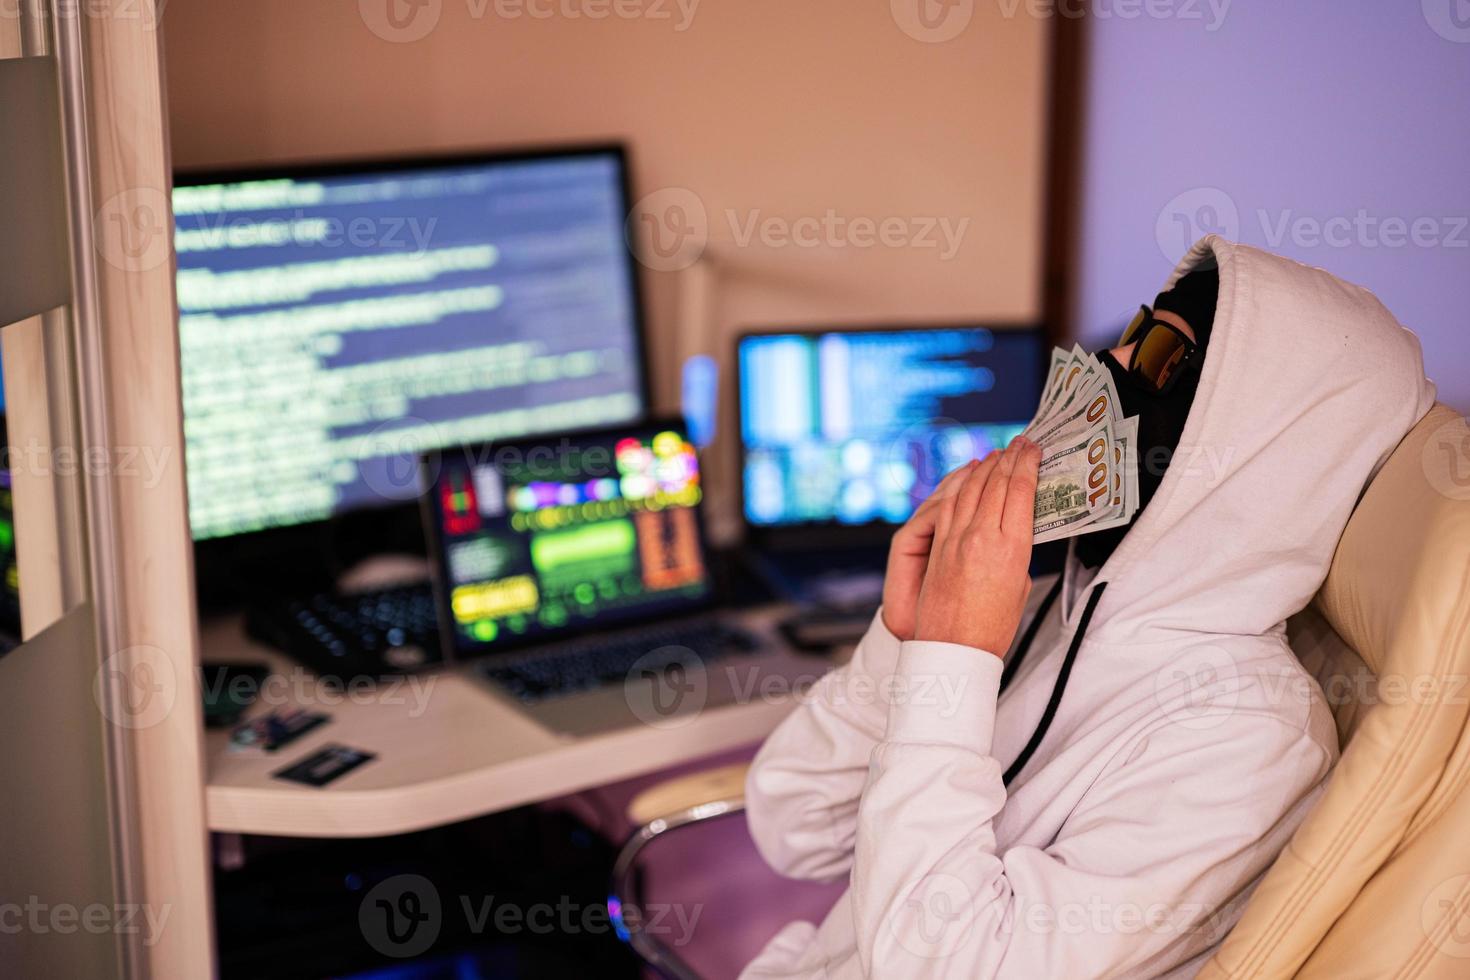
[1023,345,1139,544]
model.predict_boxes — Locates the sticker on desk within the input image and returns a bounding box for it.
[231,709,329,753]
[272,744,376,787]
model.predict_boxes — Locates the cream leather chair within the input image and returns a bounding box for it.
[610,404,1470,979]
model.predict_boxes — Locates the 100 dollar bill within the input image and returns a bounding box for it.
[1026,368,1124,450]
[1032,417,1117,543]
[1083,415,1139,534]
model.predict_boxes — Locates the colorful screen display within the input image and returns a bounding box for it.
[0,464,17,651]
[425,424,710,653]
[738,327,1043,527]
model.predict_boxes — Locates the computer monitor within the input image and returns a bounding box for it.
[421,420,712,658]
[737,325,1044,538]
[173,145,649,555]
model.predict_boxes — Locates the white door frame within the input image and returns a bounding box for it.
[43,0,212,975]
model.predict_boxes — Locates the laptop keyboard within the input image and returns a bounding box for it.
[477,619,760,703]
[245,582,442,684]
[248,584,763,705]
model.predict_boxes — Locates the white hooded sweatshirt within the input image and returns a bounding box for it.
[740,237,1438,979]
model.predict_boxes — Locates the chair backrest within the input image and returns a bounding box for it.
[1197,403,1470,979]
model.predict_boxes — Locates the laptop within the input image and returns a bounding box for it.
[736,324,1046,607]
[421,419,825,736]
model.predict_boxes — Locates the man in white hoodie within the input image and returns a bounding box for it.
[740,236,1438,979]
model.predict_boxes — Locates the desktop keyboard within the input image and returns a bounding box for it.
[245,581,442,685]
[477,618,760,704]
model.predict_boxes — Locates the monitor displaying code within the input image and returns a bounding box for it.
[738,327,1042,527]
[174,150,645,541]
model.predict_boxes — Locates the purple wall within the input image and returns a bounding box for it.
[1075,0,1470,410]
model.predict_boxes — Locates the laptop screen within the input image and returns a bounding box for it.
[422,421,712,656]
[737,326,1044,529]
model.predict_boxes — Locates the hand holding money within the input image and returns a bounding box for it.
[1024,345,1140,543]
[881,458,985,640]
[911,437,1041,655]
[883,349,1138,639]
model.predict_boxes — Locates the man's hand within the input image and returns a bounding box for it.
[881,459,980,641]
[911,437,1041,655]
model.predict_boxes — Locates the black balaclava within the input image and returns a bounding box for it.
[1074,268,1218,569]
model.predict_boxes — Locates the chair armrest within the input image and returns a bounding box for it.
[609,762,751,980]
[626,762,750,826]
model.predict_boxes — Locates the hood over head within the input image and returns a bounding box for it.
[1075,267,1219,569]
[1081,236,1437,646]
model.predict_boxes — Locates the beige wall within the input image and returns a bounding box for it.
[161,0,1050,531]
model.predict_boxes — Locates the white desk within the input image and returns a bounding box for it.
[202,606,819,838]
